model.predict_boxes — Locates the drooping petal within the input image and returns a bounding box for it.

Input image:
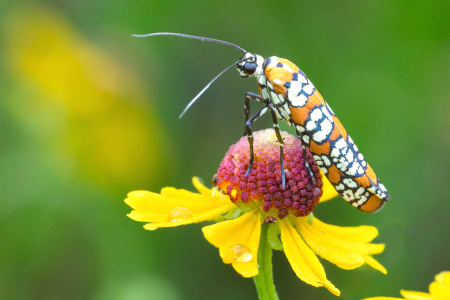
[295,218,364,270]
[125,184,235,230]
[312,218,379,243]
[364,256,387,275]
[305,217,384,257]
[202,210,261,278]
[320,171,339,203]
[279,219,340,296]
[400,290,434,299]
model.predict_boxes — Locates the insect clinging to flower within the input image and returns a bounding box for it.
[133,32,390,213]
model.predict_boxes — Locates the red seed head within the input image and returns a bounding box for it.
[216,129,323,219]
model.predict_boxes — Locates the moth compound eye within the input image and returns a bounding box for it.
[243,62,257,75]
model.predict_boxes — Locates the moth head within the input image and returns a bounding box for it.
[237,53,264,78]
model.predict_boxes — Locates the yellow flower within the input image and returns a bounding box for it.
[363,271,450,300]
[2,8,169,189]
[125,129,386,296]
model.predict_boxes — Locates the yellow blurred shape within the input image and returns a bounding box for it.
[2,8,170,190]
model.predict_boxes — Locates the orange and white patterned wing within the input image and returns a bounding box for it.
[263,57,389,212]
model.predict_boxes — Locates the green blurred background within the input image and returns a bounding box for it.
[0,1,449,299]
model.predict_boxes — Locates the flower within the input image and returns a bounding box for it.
[125,129,386,296]
[363,271,450,300]
[3,8,169,189]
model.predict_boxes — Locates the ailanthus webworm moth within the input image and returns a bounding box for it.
[133,32,390,213]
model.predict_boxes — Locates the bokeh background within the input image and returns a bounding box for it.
[1,1,449,299]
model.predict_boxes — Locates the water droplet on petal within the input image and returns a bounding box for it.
[230,244,253,263]
[167,207,193,222]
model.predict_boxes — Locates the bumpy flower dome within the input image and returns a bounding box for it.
[216,129,323,220]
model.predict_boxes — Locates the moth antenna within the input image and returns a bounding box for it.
[178,61,240,118]
[132,32,247,54]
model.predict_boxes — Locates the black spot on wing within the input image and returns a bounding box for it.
[276,62,283,68]
[292,73,298,81]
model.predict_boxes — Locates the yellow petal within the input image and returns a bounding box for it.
[279,219,340,296]
[429,280,450,298]
[361,298,403,300]
[192,177,216,196]
[232,260,259,278]
[160,187,209,200]
[400,290,434,299]
[364,256,387,275]
[312,218,379,243]
[296,218,364,270]
[127,210,168,222]
[435,271,450,289]
[143,202,235,230]
[307,217,384,256]
[202,210,261,278]
[125,190,229,214]
[319,171,339,202]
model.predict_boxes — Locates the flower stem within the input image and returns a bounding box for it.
[253,223,280,300]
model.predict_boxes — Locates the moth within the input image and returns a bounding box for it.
[134,32,390,213]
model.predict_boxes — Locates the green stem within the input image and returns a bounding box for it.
[253,223,280,300]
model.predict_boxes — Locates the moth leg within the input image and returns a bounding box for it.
[245,105,269,177]
[267,104,286,190]
[295,129,316,185]
[243,92,264,136]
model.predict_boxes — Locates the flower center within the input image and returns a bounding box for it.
[216,129,323,220]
